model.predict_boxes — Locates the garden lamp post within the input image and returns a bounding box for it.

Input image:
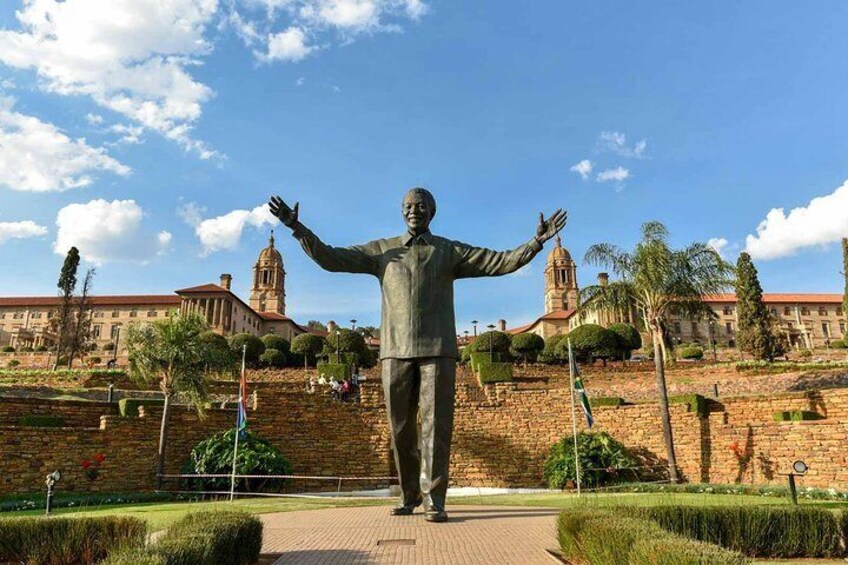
[335,328,340,364]
[350,319,357,330]
[471,320,478,337]
[788,460,808,505]
[45,470,61,515]
[487,323,496,362]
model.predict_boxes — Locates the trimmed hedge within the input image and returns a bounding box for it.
[557,508,746,565]
[119,398,165,417]
[632,505,842,558]
[591,396,625,407]
[773,410,825,422]
[16,415,66,427]
[102,548,165,565]
[478,362,513,384]
[470,351,500,372]
[156,511,262,565]
[316,362,351,381]
[0,515,146,564]
[669,393,709,418]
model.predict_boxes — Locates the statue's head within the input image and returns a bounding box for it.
[402,187,436,233]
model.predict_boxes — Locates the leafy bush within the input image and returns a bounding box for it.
[0,515,146,564]
[35,345,48,352]
[467,331,512,354]
[184,429,292,492]
[679,345,704,360]
[2,346,14,352]
[101,547,165,565]
[17,415,65,427]
[799,349,813,358]
[322,328,376,368]
[102,342,116,351]
[773,410,824,422]
[539,334,567,364]
[6,360,20,368]
[557,324,619,361]
[316,361,351,381]
[118,398,165,417]
[509,332,545,365]
[629,536,749,565]
[227,333,265,365]
[261,333,290,355]
[259,347,286,368]
[632,505,842,558]
[19,346,34,352]
[832,339,848,349]
[478,362,513,384]
[607,323,642,358]
[156,511,262,565]
[470,351,500,372]
[544,431,637,489]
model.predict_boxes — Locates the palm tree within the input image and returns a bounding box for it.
[580,222,733,482]
[125,312,236,488]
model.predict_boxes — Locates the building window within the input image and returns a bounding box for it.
[691,321,699,336]
[94,311,104,318]
[783,306,791,316]
[769,307,777,316]
[788,322,794,330]
[13,311,24,319]
[840,320,846,335]
[723,306,732,316]
[818,307,827,316]
[32,312,42,319]
[725,321,733,334]
[92,325,102,339]
[147,309,157,318]
[837,306,844,316]
[822,323,830,338]
[129,308,138,318]
[110,325,121,339]
[111,310,120,318]
[673,322,681,334]
[48,311,55,319]
[801,307,810,316]
[0,313,5,319]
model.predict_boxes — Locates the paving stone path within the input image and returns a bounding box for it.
[261,504,561,564]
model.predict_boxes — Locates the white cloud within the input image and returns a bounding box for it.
[265,26,315,61]
[744,180,848,260]
[296,76,306,86]
[109,123,144,144]
[707,237,730,258]
[598,131,647,158]
[569,159,592,180]
[0,97,130,192]
[596,167,630,183]
[85,113,104,125]
[0,0,220,159]
[54,199,171,265]
[182,202,276,255]
[0,220,48,244]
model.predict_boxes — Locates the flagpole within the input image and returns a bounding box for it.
[230,344,246,502]
[567,339,582,497]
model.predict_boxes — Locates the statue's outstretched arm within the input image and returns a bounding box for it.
[268,195,378,275]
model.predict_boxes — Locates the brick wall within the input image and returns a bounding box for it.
[3,380,848,495]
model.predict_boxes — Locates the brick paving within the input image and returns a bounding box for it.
[261,504,561,564]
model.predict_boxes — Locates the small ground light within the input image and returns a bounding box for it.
[45,470,61,515]
[788,460,808,505]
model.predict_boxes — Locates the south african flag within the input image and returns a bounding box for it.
[569,346,594,428]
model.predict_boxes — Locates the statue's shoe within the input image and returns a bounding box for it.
[390,495,423,516]
[425,507,448,523]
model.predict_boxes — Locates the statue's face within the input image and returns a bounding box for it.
[402,191,433,233]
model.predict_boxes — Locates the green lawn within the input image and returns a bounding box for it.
[4,490,847,532]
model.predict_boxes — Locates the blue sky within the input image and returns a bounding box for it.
[1,1,848,333]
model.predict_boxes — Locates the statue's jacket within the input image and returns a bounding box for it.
[292,224,542,360]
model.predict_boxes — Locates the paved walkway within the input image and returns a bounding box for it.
[261,504,561,564]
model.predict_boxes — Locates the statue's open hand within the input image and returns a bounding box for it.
[269,196,299,228]
[536,209,567,243]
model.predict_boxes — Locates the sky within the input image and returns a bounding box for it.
[1,0,848,334]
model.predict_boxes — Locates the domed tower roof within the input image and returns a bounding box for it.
[258,231,283,264]
[547,235,572,263]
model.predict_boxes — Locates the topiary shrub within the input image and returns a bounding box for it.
[556,324,619,362]
[539,334,567,364]
[799,349,813,358]
[34,345,48,352]
[2,346,15,353]
[669,394,709,418]
[509,332,545,366]
[227,333,265,365]
[679,345,704,360]
[89,356,102,365]
[101,548,165,565]
[607,323,642,359]
[156,511,262,565]
[544,431,637,489]
[102,342,116,351]
[773,410,824,422]
[6,360,20,368]
[316,361,351,381]
[261,334,290,355]
[470,351,500,372]
[478,362,513,384]
[19,346,33,353]
[467,331,512,355]
[591,396,625,407]
[259,347,286,368]
[183,429,292,492]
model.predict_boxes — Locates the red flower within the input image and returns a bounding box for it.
[94,453,106,463]
[82,460,91,469]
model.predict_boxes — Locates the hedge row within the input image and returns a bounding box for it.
[631,505,842,558]
[669,393,709,418]
[478,362,513,384]
[602,481,848,501]
[103,511,263,565]
[316,362,351,381]
[119,398,165,417]
[557,508,747,565]
[0,515,146,564]
[773,410,825,422]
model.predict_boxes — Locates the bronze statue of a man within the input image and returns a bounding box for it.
[269,188,566,522]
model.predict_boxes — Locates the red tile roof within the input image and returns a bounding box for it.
[704,293,843,304]
[506,308,577,334]
[0,295,181,307]
[175,283,228,294]
[257,312,293,321]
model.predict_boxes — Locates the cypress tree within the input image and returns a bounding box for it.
[736,252,777,361]
[54,247,80,367]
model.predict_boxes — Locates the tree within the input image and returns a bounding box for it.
[322,328,370,366]
[125,312,236,487]
[539,334,568,364]
[259,348,287,368]
[580,221,733,482]
[291,333,326,368]
[557,324,619,363]
[227,333,266,366]
[607,323,643,361]
[54,247,79,369]
[509,332,545,367]
[355,325,380,339]
[736,252,782,361]
[261,334,291,356]
[307,320,327,332]
[67,268,95,368]
[467,331,512,355]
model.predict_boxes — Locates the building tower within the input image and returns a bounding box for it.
[250,231,286,315]
[544,235,579,313]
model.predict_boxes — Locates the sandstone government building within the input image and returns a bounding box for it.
[1,234,845,352]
